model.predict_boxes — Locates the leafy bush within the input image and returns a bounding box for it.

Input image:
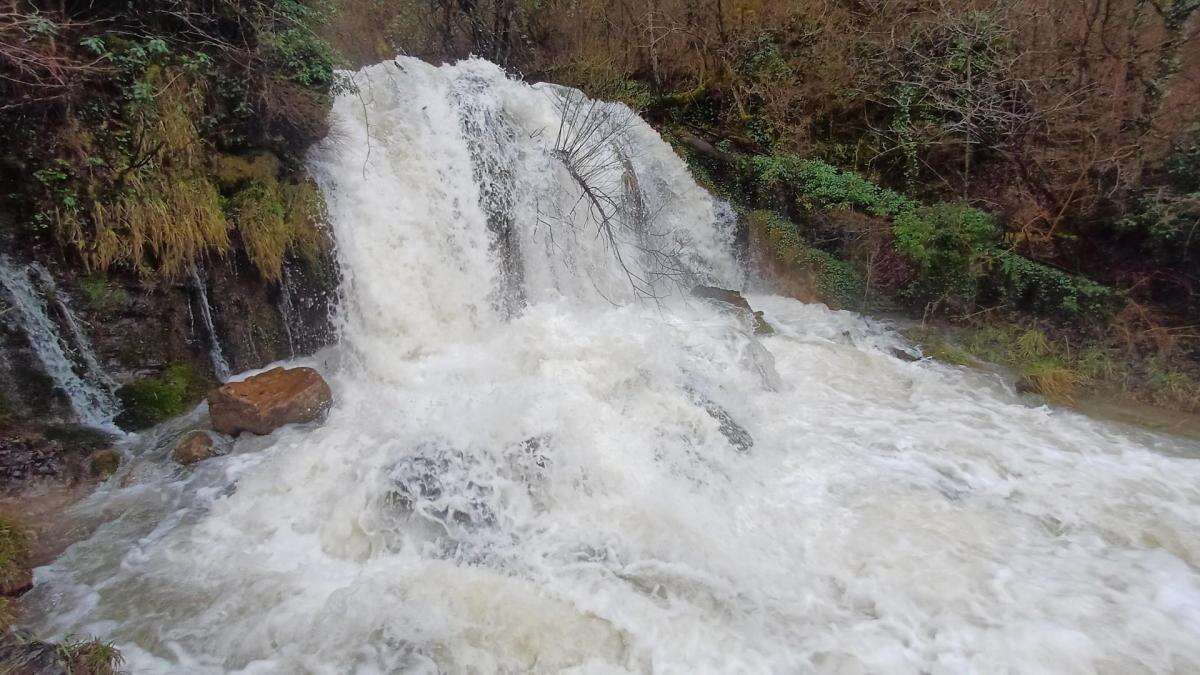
[996,252,1116,317]
[893,203,999,307]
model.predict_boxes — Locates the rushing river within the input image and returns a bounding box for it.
[23,58,1200,673]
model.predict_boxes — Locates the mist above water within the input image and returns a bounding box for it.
[22,58,1200,674]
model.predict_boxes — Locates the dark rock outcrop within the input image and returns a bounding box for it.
[685,387,754,453]
[208,367,332,436]
[691,285,775,335]
[0,425,114,485]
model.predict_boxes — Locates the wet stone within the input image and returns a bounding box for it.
[172,430,218,466]
[208,367,333,436]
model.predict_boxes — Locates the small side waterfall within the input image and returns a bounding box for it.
[189,266,231,382]
[0,256,117,427]
[33,264,119,394]
[278,262,299,359]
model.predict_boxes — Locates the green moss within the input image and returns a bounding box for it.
[42,424,115,453]
[115,363,209,430]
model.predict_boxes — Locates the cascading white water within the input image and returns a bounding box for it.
[21,58,1200,674]
[189,266,231,382]
[0,256,117,427]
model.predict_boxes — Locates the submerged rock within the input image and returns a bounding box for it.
[691,285,775,335]
[384,444,497,531]
[87,449,120,478]
[207,367,332,436]
[685,387,754,453]
[890,347,921,363]
[172,430,217,466]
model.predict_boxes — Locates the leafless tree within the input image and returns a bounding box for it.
[545,88,692,301]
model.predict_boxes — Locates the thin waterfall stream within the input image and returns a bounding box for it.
[18,58,1200,673]
[189,266,231,382]
[0,256,118,427]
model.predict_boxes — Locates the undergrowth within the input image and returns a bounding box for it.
[747,154,1117,318]
[908,322,1200,411]
[3,1,346,281]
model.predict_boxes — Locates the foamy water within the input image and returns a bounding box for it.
[22,58,1200,674]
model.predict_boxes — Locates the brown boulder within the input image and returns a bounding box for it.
[172,431,217,465]
[208,367,332,436]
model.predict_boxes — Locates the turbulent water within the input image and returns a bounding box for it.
[23,58,1200,673]
[0,256,117,426]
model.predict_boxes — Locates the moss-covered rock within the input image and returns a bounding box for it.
[114,363,209,431]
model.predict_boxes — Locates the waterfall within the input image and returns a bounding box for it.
[189,266,231,382]
[278,262,299,359]
[22,58,1200,673]
[0,256,117,427]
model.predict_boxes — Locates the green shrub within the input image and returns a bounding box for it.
[894,203,1000,307]
[995,252,1116,318]
[115,363,209,431]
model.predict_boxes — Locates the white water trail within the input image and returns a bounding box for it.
[0,256,117,426]
[21,58,1200,674]
[189,266,231,382]
[278,262,299,359]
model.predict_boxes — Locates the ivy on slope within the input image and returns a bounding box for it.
[747,155,1117,318]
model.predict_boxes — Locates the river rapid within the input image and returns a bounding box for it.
[21,58,1200,674]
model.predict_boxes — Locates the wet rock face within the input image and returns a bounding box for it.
[208,367,332,436]
[0,425,114,484]
[0,631,61,673]
[172,430,218,465]
[690,285,775,336]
